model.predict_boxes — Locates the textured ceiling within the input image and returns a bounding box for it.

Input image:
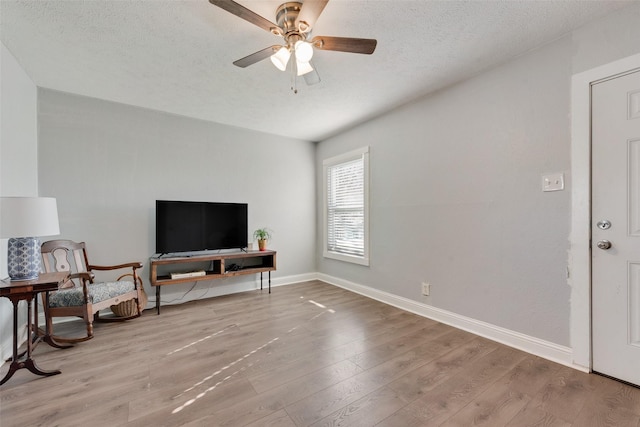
[0,1,632,141]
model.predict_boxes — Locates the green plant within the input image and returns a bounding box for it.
[253,228,272,241]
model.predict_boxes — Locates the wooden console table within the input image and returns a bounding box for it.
[149,250,276,314]
[0,271,70,385]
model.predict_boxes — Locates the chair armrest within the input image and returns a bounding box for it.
[88,262,143,271]
[70,272,95,281]
[89,262,143,290]
[56,272,94,289]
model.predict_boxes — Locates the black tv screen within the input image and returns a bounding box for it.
[156,200,248,254]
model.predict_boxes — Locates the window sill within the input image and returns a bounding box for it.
[323,251,369,266]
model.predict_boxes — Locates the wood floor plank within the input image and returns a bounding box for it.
[348,322,454,371]
[242,409,298,427]
[386,335,499,401]
[571,374,640,427]
[195,358,365,426]
[128,377,258,423]
[1,280,639,427]
[496,354,564,398]
[378,346,526,426]
[284,373,380,426]
[284,327,475,426]
[506,402,572,427]
[589,374,640,416]
[310,385,409,427]
[444,381,529,426]
[571,398,640,427]
[527,366,604,423]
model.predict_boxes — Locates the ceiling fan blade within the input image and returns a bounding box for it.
[296,0,329,30]
[233,46,281,68]
[311,36,377,54]
[209,0,280,34]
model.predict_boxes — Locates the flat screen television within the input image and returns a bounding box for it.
[156,200,248,254]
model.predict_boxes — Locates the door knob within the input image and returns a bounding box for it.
[597,240,612,250]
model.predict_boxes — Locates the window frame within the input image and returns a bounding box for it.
[322,146,370,266]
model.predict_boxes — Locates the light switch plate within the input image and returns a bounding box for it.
[542,173,564,192]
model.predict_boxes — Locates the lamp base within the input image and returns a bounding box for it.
[7,237,41,281]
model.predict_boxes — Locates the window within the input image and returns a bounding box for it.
[323,146,369,266]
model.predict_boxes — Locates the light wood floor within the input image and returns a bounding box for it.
[1,280,639,426]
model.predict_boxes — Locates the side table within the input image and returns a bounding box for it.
[0,271,69,385]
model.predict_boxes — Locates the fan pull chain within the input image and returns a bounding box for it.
[290,49,298,94]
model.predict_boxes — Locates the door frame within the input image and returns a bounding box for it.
[570,52,640,370]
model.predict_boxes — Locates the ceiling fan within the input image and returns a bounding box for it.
[208,0,377,92]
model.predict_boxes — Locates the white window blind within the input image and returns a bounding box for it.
[323,147,369,266]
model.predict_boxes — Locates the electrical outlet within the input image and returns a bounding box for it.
[421,282,430,296]
[542,173,564,192]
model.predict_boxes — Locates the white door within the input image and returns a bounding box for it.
[592,69,640,386]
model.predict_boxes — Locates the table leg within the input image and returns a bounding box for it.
[269,271,271,294]
[156,286,161,315]
[260,272,263,291]
[26,297,33,359]
[0,300,21,385]
[23,297,61,378]
[0,297,61,386]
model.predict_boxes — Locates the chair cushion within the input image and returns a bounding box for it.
[49,281,136,308]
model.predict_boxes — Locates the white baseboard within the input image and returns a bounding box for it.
[317,273,585,371]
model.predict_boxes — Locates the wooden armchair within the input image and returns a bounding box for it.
[40,239,144,343]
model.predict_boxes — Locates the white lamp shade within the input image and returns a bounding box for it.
[296,60,314,76]
[294,41,314,63]
[270,47,291,71]
[1,197,60,238]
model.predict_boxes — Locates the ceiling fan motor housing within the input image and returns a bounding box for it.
[275,2,307,45]
[276,2,302,31]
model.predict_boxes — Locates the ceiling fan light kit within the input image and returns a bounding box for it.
[296,59,314,76]
[294,40,314,63]
[270,46,291,71]
[209,0,377,93]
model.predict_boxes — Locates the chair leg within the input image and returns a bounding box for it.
[45,314,93,343]
[86,319,94,338]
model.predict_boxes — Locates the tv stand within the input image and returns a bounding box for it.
[149,250,276,314]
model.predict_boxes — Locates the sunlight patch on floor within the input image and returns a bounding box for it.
[172,361,255,414]
[172,336,279,413]
[167,324,238,356]
[171,296,338,414]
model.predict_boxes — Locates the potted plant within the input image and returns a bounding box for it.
[253,228,272,251]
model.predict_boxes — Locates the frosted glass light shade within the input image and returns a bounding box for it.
[270,47,291,71]
[294,41,314,63]
[296,60,314,76]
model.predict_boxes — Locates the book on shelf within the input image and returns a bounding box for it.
[170,270,206,279]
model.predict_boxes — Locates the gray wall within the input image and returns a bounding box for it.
[0,42,39,361]
[37,90,316,305]
[316,3,640,348]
